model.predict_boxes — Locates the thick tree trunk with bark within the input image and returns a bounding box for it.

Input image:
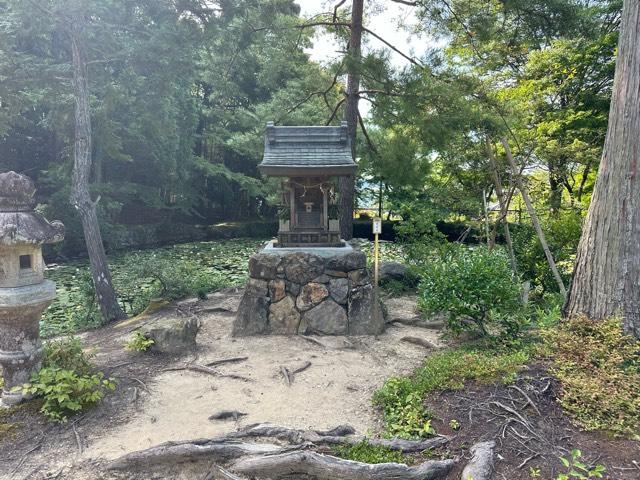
[565,0,640,337]
[339,0,364,240]
[70,18,125,323]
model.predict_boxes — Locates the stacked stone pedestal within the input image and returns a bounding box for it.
[0,282,55,405]
[233,245,384,336]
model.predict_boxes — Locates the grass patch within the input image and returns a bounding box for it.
[542,316,640,438]
[373,346,531,439]
[332,440,405,464]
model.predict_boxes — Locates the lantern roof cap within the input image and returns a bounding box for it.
[0,171,36,212]
[259,122,357,176]
[0,171,64,245]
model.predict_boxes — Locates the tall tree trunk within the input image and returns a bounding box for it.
[502,138,567,298]
[69,18,126,323]
[486,138,517,274]
[339,0,364,240]
[565,0,640,337]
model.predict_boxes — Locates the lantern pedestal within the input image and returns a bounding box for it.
[0,281,56,406]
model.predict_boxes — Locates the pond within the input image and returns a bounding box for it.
[42,238,405,338]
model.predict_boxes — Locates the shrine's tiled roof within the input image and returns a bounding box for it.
[259,122,357,176]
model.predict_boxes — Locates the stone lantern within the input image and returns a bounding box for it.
[0,171,64,406]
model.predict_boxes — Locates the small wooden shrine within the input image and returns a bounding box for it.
[259,121,356,247]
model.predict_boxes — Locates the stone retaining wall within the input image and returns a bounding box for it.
[233,248,384,336]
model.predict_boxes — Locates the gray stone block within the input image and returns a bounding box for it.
[283,252,325,284]
[326,251,366,271]
[248,253,281,280]
[269,295,300,335]
[301,299,348,335]
[143,316,199,354]
[329,278,349,304]
[348,284,384,335]
[233,293,270,336]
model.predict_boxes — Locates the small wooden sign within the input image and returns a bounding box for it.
[372,217,382,234]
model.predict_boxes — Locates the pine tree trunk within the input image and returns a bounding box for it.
[565,0,640,337]
[486,138,517,274]
[69,18,126,323]
[340,0,364,241]
[502,138,567,298]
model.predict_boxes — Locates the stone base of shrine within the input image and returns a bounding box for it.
[233,242,384,336]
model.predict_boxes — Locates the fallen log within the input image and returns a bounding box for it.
[231,451,456,480]
[460,441,495,480]
[107,439,284,470]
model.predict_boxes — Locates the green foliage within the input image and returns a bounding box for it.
[42,337,93,374]
[43,239,260,337]
[374,346,530,438]
[543,317,640,438]
[332,440,405,464]
[131,257,226,302]
[417,245,524,337]
[125,331,154,352]
[22,337,115,422]
[512,212,583,296]
[373,378,435,439]
[22,369,116,423]
[556,449,606,480]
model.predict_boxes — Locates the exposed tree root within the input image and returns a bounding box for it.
[228,423,450,453]
[460,441,495,480]
[105,423,455,478]
[231,450,456,480]
[107,439,286,470]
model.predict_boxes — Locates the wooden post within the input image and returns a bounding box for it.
[501,138,567,298]
[373,217,382,288]
[482,188,490,246]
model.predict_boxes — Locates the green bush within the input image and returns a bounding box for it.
[131,256,227,301]
[374,346,530,438]
[125,331,155,352]
[22,368,116,423]
[543,317,640,438]
[21,337,115,422]
[417,245,524,337]
[332,440,405,464]
[511,211,581,297]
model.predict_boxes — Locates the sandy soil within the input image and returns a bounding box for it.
[0,291,443,479]
[85,292,441,460]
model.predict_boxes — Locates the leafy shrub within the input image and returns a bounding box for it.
[511,211,581,296]
[374,346,530,438]
[42,337,93,373]
[543,316,640,437]
[556,449,605,479]
[21,337,115,422]
[22,369,116,422]
[332,440,405,464]
[131,256,227,302]
[373,377,435,439]
[417,245,524,337]
[125,331,155,352]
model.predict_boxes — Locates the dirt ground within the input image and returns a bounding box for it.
[1,290,638,480]
[0,290,443,479]
[426,366,640,480]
